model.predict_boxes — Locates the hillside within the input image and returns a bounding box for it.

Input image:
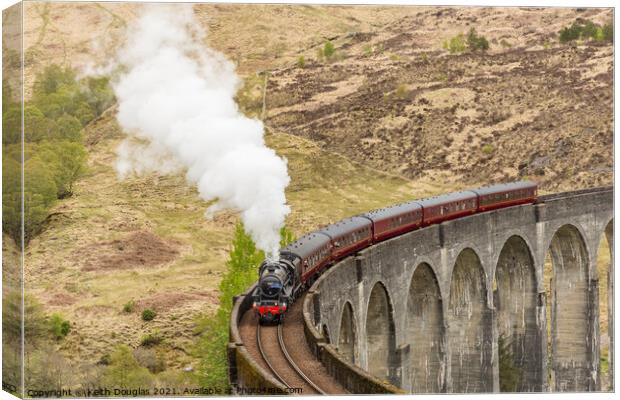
[4,2,613,385]
[266,7,613,191]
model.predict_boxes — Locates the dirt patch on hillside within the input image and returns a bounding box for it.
[46,292,78,307]
[78,231,179,272]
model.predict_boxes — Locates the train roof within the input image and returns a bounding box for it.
[471,181,537,196]
[319,216,372,239]
[282,231,331,260]
[363,201,422,221]
[416,190,478,208]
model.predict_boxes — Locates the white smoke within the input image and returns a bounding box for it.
[112,5,290,259]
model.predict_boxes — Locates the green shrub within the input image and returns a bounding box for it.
[323,40,335,59]
[48,313,70,340]
[297,55,305,68]
[123,300,135,313]
[141,309,156,321]
[467,28,489,51]
[363,44,373,57]
[559,23,582,43]
[140,331,163,347]
[582,20,598,38]
[444,29,489,53]
[559,20,613,43]
[443,34,467,53]
[481,144,495,155]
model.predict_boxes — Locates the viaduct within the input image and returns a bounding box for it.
[230,186,614,393]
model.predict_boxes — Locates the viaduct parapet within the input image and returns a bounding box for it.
[305,187,613,393]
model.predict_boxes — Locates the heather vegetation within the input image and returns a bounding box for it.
[2,64,113,244]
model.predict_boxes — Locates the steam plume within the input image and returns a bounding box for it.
[112,5,290,258]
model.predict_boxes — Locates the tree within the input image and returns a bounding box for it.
[83,76,115,116]
[2,63,96,244]
[56,142,87,196]
[24,157,58,241]
[55,114,83,142]
[23,106,49,142]
[3,78,14,112]
[2,157,22,241]
[26,349,75,390]
[2,106,22,144]
[3,292,47,347]
[74,102,96,126]
[32,64,77,98]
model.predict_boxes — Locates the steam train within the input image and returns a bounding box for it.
[252,181,538,323]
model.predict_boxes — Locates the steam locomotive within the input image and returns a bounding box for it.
[252,181,538,323]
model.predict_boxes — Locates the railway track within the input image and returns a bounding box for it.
[238,293,347,394]
[256,322,326,394]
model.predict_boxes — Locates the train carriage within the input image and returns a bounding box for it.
[282,232,332,284]
[362,202,423,242]
[472,181,538,212]
[417,191,478,226]
[319,217,373,261]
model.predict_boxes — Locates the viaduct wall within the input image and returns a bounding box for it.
[306,187,613,393]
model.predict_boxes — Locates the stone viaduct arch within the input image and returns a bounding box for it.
[308,187,613,393]
[406,262,444,393]
[365,282,397,385]
[337,301,356,365]
[447,248,493,393]
[545,224,590,391]
[494,235,540,392]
